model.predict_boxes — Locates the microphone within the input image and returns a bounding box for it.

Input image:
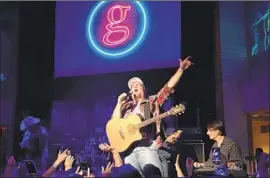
[124,91,133,100]
[118,91,133,102]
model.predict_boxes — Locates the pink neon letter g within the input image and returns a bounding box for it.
[103,5,131,46]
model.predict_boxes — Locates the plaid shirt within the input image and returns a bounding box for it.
[121,83,174,118]
[204,136,243,167]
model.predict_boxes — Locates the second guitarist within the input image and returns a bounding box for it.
[157,130,183,177]
[110,57,192,177]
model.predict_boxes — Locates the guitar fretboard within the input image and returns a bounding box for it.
[136,111,170,129]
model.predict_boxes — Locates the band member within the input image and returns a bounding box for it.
[157,130,182,177]
[111,57,192,176]
[19,116,49,171]
[193,120,243,168]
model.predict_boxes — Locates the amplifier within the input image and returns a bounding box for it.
[178,127,203,142]
[176,142,205,162]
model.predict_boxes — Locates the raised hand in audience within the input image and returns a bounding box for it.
[186,157,194,176]
[193,161,205,168]
[64,155,74,171]
[7,156,16,166]
[101,162,114,177]
[99,143,123,167]
[175,154,185,177]
[99,143,114,152]
[43,149,70,177]
[3,156,19,177]
[75,166,95,178]
[55,149,70,165]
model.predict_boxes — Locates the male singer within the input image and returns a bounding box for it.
[111,57,192,176]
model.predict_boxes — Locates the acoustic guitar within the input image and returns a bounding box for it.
[106,104,185,153]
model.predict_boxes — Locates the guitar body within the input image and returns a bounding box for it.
[106,115,143,153]
[106,104,185,153]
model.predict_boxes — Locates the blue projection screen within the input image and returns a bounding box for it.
[247,2,270,56]
[54,1,181,78]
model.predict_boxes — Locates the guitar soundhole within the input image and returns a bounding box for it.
[127,124,136,135]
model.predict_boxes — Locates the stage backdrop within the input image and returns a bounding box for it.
[219,1,269,156]
[54,1,181,78]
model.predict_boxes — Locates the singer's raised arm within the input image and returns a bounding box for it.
[151,70,182,107]
[151,56,192,107]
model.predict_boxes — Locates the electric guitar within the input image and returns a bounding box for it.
[106,104,185,153]
[156,130,183,148]
[164,130,183,144]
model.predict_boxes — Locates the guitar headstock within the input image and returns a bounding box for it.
[173,130,183,137]
[169,104,185,116]
[165,130,183,144]
[169,130,183,138]
[168,130,183,139]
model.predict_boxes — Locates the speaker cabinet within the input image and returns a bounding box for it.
[177,142,205,162]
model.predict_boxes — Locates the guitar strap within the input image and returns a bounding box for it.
[143,101,151,120]
[143,101,156,137]
[143,100,166,141]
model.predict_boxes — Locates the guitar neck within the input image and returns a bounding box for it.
[136,111,170,129]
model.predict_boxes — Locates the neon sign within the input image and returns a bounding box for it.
[86,1,148,58]
[103,5,131,46]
